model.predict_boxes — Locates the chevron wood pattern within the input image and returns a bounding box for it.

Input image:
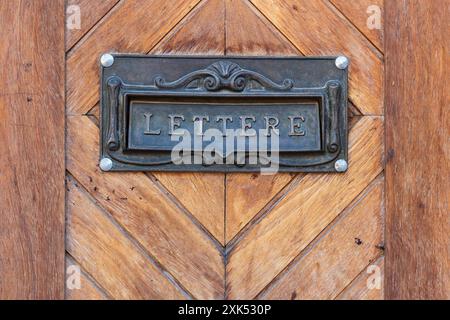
[151,0,227,245]
[65,0,385,300]
[66,0,120,51]
[330,0,384,52]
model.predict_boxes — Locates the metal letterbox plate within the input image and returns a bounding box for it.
[100,55,348,172]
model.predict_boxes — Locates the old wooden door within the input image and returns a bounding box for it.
[65,0,384,300]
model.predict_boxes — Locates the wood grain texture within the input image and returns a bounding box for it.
[63,0,388,300]
[66,0,119,51]
[67,116,224,299]
[330,0,384,52]
[251,0,383,115]
[153,0,225,55]
[385,0,450,299]
[227,117,384,299]
[71,1,228,245]
[225,0,298,55]
[66,176,186,299]
[225,0,298,243]
[152,172,225,244]
[65,255,108,300]
[66,0,200,115]
[260,178,383,299]
[152,0,226,244]
[226,173,295,243]
[337,257,384,300]
[0,0,65,299]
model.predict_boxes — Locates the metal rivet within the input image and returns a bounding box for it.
[335,159,348,172]
[99,158,113,171]
[335,56,349,70]
[100,54,114,68]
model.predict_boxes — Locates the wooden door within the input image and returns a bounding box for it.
[2,0,448,301]
[64,0,385,300]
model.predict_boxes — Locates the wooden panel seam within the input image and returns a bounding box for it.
[147,172,225,250]
[256,174,385,299]
[65,253,111,300]
[66,0,122,53]
[327,0,384,55]
[335,255,385,300]
[66,172,194,299]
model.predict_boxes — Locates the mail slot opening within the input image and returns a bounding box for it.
[124,96,323,153]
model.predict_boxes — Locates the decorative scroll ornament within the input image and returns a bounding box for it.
[326,81,341,153]
[106,76,121,151]
[155,61,294,92]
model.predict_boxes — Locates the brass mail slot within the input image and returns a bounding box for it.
[100,55,348,172]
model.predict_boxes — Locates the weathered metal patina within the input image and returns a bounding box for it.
[100,55,348,172]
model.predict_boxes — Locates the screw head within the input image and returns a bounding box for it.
[100,54,114,68]
[335,159,348,172]
[335,56,349,70]
[99,158,113,171]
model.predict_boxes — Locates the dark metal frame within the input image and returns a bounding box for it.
[100,55,348,172]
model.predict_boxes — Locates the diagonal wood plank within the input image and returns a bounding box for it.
[227,116,384,299]
[63,0,387,301]
[152,172,225,245]
[251,0,383,115]
[65,255,108,300]
[67,115,224,299]
[153,0,225,55]
[67,0,200,115]
[71,1,228,245]
[225,0,299,55]
[329,0,384,53]
[226,173,296,243]
[225,0,298,243]
[337,257,384,300]
[259,178,384,299]
[151,0,226,245]
[66,176,186,299]
[66,0,120,51]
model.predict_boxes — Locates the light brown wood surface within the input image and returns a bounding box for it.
[66,176,187,299]
[250,0,383,115]
[0,0,65,299]
[4,0,447,301]
[66,0,119,51]
[66,0,200,115]
[330,0,383,52]
[227,116,384,299]
[385,0,450,299]
[259,178,384,299]
[67,116,224,299]
[224,0,299,243]
[65,0,385,300]
[337,257,384,300]
[151,0,226,245]
[65,256,108,300]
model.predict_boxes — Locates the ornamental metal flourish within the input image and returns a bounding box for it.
[154,61,294,92]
